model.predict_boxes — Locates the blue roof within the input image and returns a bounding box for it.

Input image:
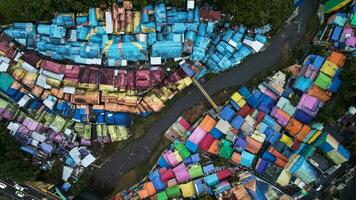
[210,127,224,139]
[241,151,255,167]
[219,105,235,121]
[231,115,245,129]
[204,173,219,186]
[203,164,215,175]
[293,76,313,92]
[331,26,343,41]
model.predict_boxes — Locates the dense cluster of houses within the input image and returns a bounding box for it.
[3,1,268,77]
[114,49,350,199]
[114,137,290,200]
[314,1,356,53]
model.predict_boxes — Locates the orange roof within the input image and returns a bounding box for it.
[276,109,291,121]
[308,85,331,103]
[138,182,156,199]
[246,136,262,154]
[275,157,288,168]
[285,118,303,137]
[199,115,217,132]
[328,51,346,67]
[232,185,251,200]
[269,147,288,162]
[208,140,219,155]
[231,152,241,164]
[295,125,311,142]
[244,179,257,192]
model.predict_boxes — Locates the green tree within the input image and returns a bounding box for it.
[0,123,40,182]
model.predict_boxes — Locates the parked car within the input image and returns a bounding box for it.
[15,191,25,198]
[14,184,25,191]
[316,185,323,191]
[0,182,7,189]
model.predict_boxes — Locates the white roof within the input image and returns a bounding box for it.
[0,56,10,63]
[105,11,113,34]
[31,132,47,142]
[64,128,72,136]
[242,39,264,53]
[62,86,76,94]
[80,154,96,168]
[136,34,147,42]
[22,62,38,73]
[121,60,128,67]
[0,61,9,72]
[86,58,102,65]
[62,166,74,181]
[31,139,40,147]
[7,122,20,134]
[215,119,232,134]
[41,69,64,81]
[36,74,52,89]
[43,95,57,110]
[14,51,23,62]
[187,0,195,9]
[228,39,238,48]
[69,147,82,164]
[18,94,31,107]
[150,57,162,65]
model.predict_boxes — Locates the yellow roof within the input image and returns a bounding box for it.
[320,60,338,77]
[231,92,243,103]
[173,151,183,163]
[308,130,321,144]
[279,134,293,147]
[179,181,196,198]
[237,99,247,108]
[276,170,292,186]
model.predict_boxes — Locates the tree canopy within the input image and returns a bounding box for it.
[206,0,295,30]
[0,123,40,182]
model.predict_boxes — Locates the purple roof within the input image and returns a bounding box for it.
[172,163,190,183]
[297,94,320,116]
[346,36,356,47]
[40,143,54,154]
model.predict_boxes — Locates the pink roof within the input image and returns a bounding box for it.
[298,94,319,111]
[115,70,127,89]
[178,117,191,131]
[135,70,151,89]
[297,94,320,116]
[99,68,115,85]
[22,118,40,131]
[261,88,279,101]
[346,36,356,47]
[63,65,80,78]
[188,126,207,144]
[172,163,190,183]
[40,60,63,73]
[150,69,164,86]
[163,150,178,167]
[127,71,135,89]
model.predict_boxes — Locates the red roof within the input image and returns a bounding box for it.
[238,104,253,117]
[217,169,232,181]
[135,70,151,89]
[40,59,63,73]
[99,68,115,85]
[160,168,174,183]
[198,133,215,151]
[21,51,41,67]
[200,9,222,22]
[115,70,127,89]
[127,71,135,89]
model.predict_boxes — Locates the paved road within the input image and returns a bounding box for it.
[0,180,59,200]
[92,0,319,192]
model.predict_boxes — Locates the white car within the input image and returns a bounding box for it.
[15,191,25,198]
[14,184,25,191]
[316,185,323,191]
[0,182,7,189]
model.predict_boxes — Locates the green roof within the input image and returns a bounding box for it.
[314,72,332,90]
[157,191,168,200]
[188,164,204,179]
[0,98,9,108]
[166,185,181,198]
[219,139,233,159]
[351,13,356,26]
[324,0,352,13]
[0,73,14,93]
[175,141,191,159]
